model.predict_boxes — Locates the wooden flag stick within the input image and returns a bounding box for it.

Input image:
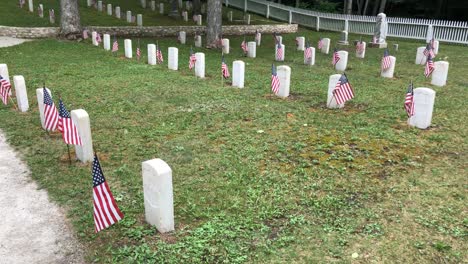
[9,97,18,110]
[66,144,72,165]
[221,52,224,88]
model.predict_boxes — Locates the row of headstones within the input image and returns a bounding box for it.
[20,0,55,24]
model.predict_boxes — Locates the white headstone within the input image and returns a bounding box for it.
[381,56,396,78]
[38,4,44,18]
[148,44,156,65]
[276,65,290,98]
[408,88,436,129]
[141,0,147,8]
[142,158,175,233]
[335,51,348,71]
[275,44,285,61]
[222,38,229,54]
[91,31,98,46]
[103,34,110,50]
[304,47,315,66]
[182,11,188,21]
[296,37,305,51]
[197,15,202,25]
[126,11,132,23]
[115,6,121,18]
[28,0,34,12]
[0,64,10,83]
[327,74,344,109]
[159,3,164,14]
[433,40,439,54]
[124,39,132,58]
[97,1,102,12]
[415,47,427,65]
[168,47,178,71]
[87,0,92,7]
[255,32,261,46]
[13,76,29,112]
[247,41,256,58]
[228,11,233,22]
[431,61,449,87]
[35,88,51,129]
[321,38,330,54]
[150,0,156,11]
[179,31,186,44]
[232,60,245,88]
[49,9,55,24]
[194,35,202,48]
[107,4,112,15]
[137,14,143,26]
[178,0,183,8]
[71,109,94,163]
[338,31,349,45]
[246,14,251,25]
[356,41,366,58]
[195,52,205,78]
[277,36,282,45]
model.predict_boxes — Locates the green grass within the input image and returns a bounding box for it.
[0,0,277,27]
[0,29,467,263]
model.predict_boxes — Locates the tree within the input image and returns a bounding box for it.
[346,0,353,14]
[206,0,222,48]
[193,0,201,15]
[379,0,387,13]
[59,0,81,39]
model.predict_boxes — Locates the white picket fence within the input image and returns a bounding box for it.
[224,0,468,45]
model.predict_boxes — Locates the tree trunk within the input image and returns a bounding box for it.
[346,0,353,14]
[362,0,369,15]
[295,0,300,8]
[206,0,222,48]
[356,0,363,14]
[193,0,201,15]
[378,0,387,13]
[59,0,81,39]
[372,0,380,15]
[343,0,347,14]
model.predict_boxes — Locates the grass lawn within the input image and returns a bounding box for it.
[0,0,277,27]
[0,28,467,263]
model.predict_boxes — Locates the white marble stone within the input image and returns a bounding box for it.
[150,0,156,11]
[28,0,34,12]
[338,31,349,45]
[179,31,186,44]
[228,11,233,22]
[124,39,132,58]
[296,37,305,51]
[0,64,10,83]
[137,14,143,26]
[246,14,251,25]
[115,6,121,18]
[321,38,330,54]
[335,51,348,72]
[195,52,205,78]
[103,34,110,51]
[159,3,164,14]
[141,0,147,8]
[327,74,344,109]
[276,65,290,98]
[148,44,156,65]
[232,60,245,88]
[13,76,29,112]
[142,158,174,233]
[126,11,132,23]
[381,56,396,78]
[97,1,102,12]
[71,109,94,163]
[91,31,98,46]
[255,32,261,46]
[356,41,366,58]
[247,42,256,58]
[35,88,52,129]
[415,46,427,65]
[197,15,202,25]
[304,47,315,66]
[194,35,202,48]
[408,88,436,129]
[168,47,178,71]
[87,0,92,7]
[431,61,449,87]
[49,9,55,23]
[275,44,285,62]
[178,0,183,8]
[107,4,112,15]
[38,4,44,18]
[433,40,439,55]
[182,11,188,21]
[222,38,229,54]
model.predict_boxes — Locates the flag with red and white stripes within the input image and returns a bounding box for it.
[95,33,102,43]
[271,64,280,94]
[356,40,364,54]
[332,48,340,66]
[304,42,312,63]
[112,36,118,52]
[423,42,435,58]
[404,82,415,117]
[424,54,434,78]
[0,76,11,105]
[333,74,354,105]
[276,42,283,61]
[136,47,141,60]
[241,40,248,54]
[58,99,82,145]
[189,47,196,70]
[156,45,164,64]
[83,30,89,39]
[318,38,323,50]
[92,154,124,233]
[381,49,391,71]
[221,55,230,79]
[43,88,59,131]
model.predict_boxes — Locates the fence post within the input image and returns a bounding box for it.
[344,19,349,32]
[244,0,247,12]
[289,10,292,24]
[316,16,320,31]
[426,24,433,43]
[266,4,270,19]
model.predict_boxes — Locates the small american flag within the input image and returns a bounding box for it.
[83,30,89,39]
[304,42,312,63]
[112,36,118,52]
[333,74,354,105]
[156,45,164,64]
[423,42,435,58]
[271,64,280,94]
[189,47,196,70]
[0,76,11,105]
[193,15,198,22]
[404,82,415,117]
[430,38,435,49]
[218,34,223,47]
[136,41,141,61]
[38,5,43,17]
[356,40,364,53]
[424,54,434,78]
[131,15,136,23]
[372,36,377,43]
[332,48,340,66]
[58,99,82,145]
[276,42,283,61]
[381,49,391,71]
[92,154,124,233]
[221,55,230,79]
[318,38,323,50]
[255,30,261,43]
[95,33,102,43]
[49,9,55,22]
[295,37,299,48]
[19,0,25,8]
[43,88,59,131]
[241,40,248,54]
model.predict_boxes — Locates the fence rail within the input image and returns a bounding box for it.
[224,0,468,44]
